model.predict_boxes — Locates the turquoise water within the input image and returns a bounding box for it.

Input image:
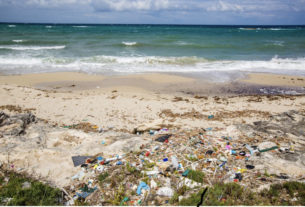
[0,23,305,75]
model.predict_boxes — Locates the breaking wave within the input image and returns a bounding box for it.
[73,26,89,28]
[122,41,137,46]
[0,55,305,74]
[12,40,24,43]
[239,27,298,31]
[0,45,66,50]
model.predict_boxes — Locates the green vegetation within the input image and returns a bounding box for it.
[98,172,109,183]
[179,181,305,206]
[0,171,62,206]
[111,184,126,205]
[186,155,198,162]
[260,181,305,205]
[186,169,205,183]
[126,162,137,173]
[143,160,155,169]
[169,192,179,204]
[169,185,188,204]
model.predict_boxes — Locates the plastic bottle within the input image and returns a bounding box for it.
[171,156,179,169]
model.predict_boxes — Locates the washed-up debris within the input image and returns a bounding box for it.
[246,165,255,170]
[155,134,172,142]
[4,109,304,206]
[72,156,93,167]
[62,122,99,133]
[0,111,35,136]
[157,187,174,197]
[137,181,150,195]
[259,146,278,153]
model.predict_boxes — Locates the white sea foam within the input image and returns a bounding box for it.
[0,45,66,50]
[239,27,297,31]
[8,25,16,27]
[0,55,305,75]
[265,40,284,47]
[175,41,190,46]
[122,41,137,46]
[73,26,88,28]
[12,40,24,43]
[45,26,52,28]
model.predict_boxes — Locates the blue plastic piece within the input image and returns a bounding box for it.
[137,181,150,195]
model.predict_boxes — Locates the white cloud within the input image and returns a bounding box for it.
[1,0,305,12]
[206,1,243,12]
[0,0,91,7]
[91,0,170,11]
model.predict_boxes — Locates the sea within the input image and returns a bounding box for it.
[0,23,305,79]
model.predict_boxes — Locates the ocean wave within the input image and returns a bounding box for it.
[265,40,284,47]
[45,26,52,28]
[0,45,66,50]
[175,41,191,46]
[12,40,24,43]
[73,26,88,28]
[1,55,305,74]
[122,41,137,46]
[239,27,297,31]
[8,25,16,28]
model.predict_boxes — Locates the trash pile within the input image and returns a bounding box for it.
[64,111,305,205]
[1,109,304,205]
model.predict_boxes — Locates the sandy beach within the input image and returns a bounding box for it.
[1,71,305,205]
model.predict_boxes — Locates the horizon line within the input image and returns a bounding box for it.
[1,22,305,27]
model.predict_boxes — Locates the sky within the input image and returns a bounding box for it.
[0,0,305,25]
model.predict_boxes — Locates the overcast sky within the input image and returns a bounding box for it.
[0,0,304,25]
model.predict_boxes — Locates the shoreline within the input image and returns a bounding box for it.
[0,71,305,95]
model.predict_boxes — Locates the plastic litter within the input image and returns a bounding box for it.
[182,169,190,177]
[72,156,92,167]
[226,145,232,150]
[137,181,150,195]
[163,158,169,162]
[22,181,31,189]
[150,179,157,189]
[120,197,129,206]
[206,150,214,155]
[219,161,227,168]
[144,170,159,175]
[71,171,85,180]
[156,187,174,197]
[246,165,255,170]
[258,146,278,152]
[239,151,246,156]
[245,144,254,155]
[181,178,201,188]
[208,115,214,119]
[234,173,242,181]
[171,156,179,169]
[155,134,172,142]
[277,174,289,179]
[76,192,90,198]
